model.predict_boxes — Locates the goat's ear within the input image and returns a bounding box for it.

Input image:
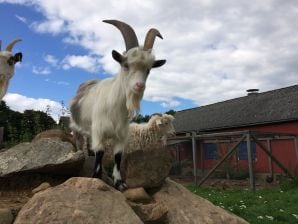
[14,52,22,63]
[112,50,123,64]
[152,59,166,68]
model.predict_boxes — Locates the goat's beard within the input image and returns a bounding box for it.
[126,89,143,120]
[0,79,9,100]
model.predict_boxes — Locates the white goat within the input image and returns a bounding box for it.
[69,20,166,190]
[127,113,175,152]
[73,113,175,158]
[0,39,22,100]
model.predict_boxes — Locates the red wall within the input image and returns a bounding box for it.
[174,121,298,174]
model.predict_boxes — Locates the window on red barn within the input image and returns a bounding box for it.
[237,141,257,160]
[203,143,218,160]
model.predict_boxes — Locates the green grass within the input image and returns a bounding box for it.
[187,185,298,224]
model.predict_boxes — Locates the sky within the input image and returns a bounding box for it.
[0,0,298,122]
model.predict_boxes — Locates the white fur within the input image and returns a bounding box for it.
[113,166,122,183]
[73,113,175,153]
[70,47,157,155]
[126,113,175,152]
[0,51,16,100]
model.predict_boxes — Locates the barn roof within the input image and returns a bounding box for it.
[174,85,298,133]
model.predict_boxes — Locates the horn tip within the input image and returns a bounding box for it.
[102,19,117,24]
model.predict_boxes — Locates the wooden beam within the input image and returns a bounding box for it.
[198,135,246,187]
[192,132,198,186]
[252,136,294,179]
[246,133,256,192]
[267,139,274,179]
[294,137,298,165]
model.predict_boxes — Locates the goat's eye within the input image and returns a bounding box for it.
[123,63,129,71]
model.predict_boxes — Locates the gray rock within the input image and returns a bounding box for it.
[129,200,168,224]
[14,177,143,224]
[121,143,174,188]
[0,139,84,177]
[32,182,51,194]
[153,178,248,224]
[32,129,76,150]
[0,208,13,224]
[123,187,152,203]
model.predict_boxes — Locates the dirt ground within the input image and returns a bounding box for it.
[0,174,69,212]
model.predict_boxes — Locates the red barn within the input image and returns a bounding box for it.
[171,85,298,182]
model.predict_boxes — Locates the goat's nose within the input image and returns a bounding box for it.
[136,82,145,89]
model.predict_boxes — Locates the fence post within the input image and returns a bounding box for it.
[267,139,274,180]
[247,133,256,192]
[192,132,198,186]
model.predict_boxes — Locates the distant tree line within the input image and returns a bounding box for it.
[133,109,176,123]
[0,100,176,148]
[0,101,57,148]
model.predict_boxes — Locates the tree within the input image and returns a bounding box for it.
[133,114,150,123]
[165,109,176,116]
[133,109,176,124]
[0,101,57,147]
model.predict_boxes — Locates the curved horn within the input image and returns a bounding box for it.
[5,38,22,52]
[103,20,139,51]
[143,28,163,51]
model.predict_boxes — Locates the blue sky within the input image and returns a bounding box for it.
[1,1,298,121]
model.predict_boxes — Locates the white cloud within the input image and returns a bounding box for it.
[45,78,70,86]
[3,0,298,109]
[62,55,100,73]
[32,66,51,75]
[57,81,69,86]
[15,14,27,23]
[31,19,65,35]
[161,100,180,108]
[44,54,59,67]
[3,93,62,122]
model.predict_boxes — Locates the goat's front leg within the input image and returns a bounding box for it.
[92,150,104,178]
[113,144,127,191]
[91,127,105,178]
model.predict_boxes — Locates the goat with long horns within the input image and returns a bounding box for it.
[69,20,166,190]
[0,38,22,100]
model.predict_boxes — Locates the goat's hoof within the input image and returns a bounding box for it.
[114,180,127,192]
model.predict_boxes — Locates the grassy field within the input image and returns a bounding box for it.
[187,185,298,224]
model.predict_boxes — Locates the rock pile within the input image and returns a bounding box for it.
[0,130,248,224]
[13,177,248,224]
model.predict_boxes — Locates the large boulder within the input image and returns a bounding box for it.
[0,139,84,177]
[14,177,143,224]
[153,178,248,224]
[121,143,174,188]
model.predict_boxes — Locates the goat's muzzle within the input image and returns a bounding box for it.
[134,82,146,93]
